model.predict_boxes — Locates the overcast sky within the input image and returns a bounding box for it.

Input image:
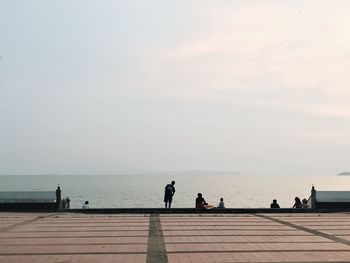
[0,0,349,176]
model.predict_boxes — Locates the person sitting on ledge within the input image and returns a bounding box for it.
[82,200,89,209]
[195,193,214,209]
[301,198,309,208]
[293,197,302,208]
[195,193,208,208]
[217,197,225,208]
[270,199,280,208]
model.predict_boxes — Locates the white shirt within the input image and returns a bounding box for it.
[218,201,225,208]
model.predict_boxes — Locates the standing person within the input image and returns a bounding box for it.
[66,197,71,209]
[164,181,176,208]
[270,199,280,208]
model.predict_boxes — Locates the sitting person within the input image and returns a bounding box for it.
[82,200,89,209]
[195,193,208,208]
[293,197,302,208]
[217,197,225,208]
[301,198,309,208]
[270,199,280,208]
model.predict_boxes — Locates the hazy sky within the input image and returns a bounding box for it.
[1,0,349,176]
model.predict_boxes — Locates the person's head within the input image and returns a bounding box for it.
[295,197,301,203]
[84,201,89,205]
[273,199,277,204]
[171,181,175,185]
[197,193,202,198]
[220,198,223,202]
[302,198,308,204]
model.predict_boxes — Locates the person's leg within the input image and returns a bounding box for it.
[168,198,172,208]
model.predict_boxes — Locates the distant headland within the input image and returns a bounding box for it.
[338,172,350,176]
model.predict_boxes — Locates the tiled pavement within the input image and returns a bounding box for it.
[1,213,350,262]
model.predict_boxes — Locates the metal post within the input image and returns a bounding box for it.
[311,185,316,209]
[56,186,61,210]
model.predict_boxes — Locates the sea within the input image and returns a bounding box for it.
[0,174,349,209]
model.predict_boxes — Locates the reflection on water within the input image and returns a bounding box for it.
[0,175,349,209]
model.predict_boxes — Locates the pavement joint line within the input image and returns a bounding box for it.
[0,214,58,233]
[0,252,146,256]
[161,241,334,244]
[162,234,313,237]
[1,249,350,256]
[146,214,168,263]
[255,214,350,247]
[0,235,149,239]
[165,249,350,254]
[10,230,149,233]
[163,228,297,232]
[0,241,334,246]
[167,261,348,263]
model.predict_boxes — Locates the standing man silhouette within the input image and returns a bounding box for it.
[164,181,176,208]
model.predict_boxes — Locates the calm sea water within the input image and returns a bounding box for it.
[0,175,349,209]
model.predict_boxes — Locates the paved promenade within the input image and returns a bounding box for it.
[1,212,350,262]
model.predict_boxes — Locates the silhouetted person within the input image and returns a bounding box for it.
[218,197,225,208]
[62,198,67,209]
[293,197,302,208]
[301,198,309,208]
[56,185,61,210]
[195,193,208,208]
[66,197,71,209]
[164,181,176,208]
[270,199,280,208]
[82,201,89,209]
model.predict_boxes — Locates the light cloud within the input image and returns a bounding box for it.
[139,1,350,118]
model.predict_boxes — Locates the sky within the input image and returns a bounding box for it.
[0,0,349,176]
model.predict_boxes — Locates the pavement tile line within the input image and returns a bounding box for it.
[0,252,146,256]
[146,214,168,263]
[0,235,149,239]
[0,214,58,233]
[255,214,350,247]
[165,249,350,254]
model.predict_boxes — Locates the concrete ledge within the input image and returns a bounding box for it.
[63,208,350,214]
[0,202,57,211]
[2,207,350,213]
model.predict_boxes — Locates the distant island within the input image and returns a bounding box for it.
[338,172,350,176]
[154,170,240,176]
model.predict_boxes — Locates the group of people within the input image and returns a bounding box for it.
[165,181,310,209]
[81,181,310,209]
[164,180,225,209]
[270,197,309,209]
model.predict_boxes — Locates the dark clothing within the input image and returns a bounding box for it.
[195,197,207,208]
[293,201,302,208]
[293,198,302,208]
[270,203,280,208]
[164,184,175,203]
[56,186,61,210]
